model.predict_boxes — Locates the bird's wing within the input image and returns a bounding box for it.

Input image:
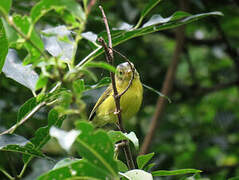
[89,85,113,121]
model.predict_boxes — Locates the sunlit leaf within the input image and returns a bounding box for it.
[122,169,153,180]
[0,19,8,72]
[50,126,80,151]
[41,25,75,63]
[2,49,39,91]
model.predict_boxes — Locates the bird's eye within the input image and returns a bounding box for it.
[119,71,123,75]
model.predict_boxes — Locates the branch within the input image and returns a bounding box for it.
[0,82,61,135]
[98,6,135,169]
[139,0,188,155]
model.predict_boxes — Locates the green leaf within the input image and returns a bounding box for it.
[23,109,65,163]
[144,163,156,171]
[84,61,116,73]
[0,0,12,14]
[151,169,202,176]
[75,121,118,178]
[0,134,44,158]
[0,19,8,72]
[30,0,85,24]
[17,97,38,123]
[136,152,155,169]
[116,160,128,173]
[107,130,139,150]
[1,18,18,47]
[88,77,111,90]
[135,0,162,29]
[37,159,109,180]
[35,74,48,91]
[73,79,85,95]
[77,11,222,67]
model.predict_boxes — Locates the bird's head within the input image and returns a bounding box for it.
[115,62,139,81]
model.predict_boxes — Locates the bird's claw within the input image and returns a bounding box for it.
[114,109,121,115]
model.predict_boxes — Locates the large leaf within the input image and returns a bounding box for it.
[23,109,65,163]
[0,134,44,158]
[0,0,12,14]
[75,121,118,178]
[136,152,155,169]
[151,169,202,176]
[2,49,39,91]
[37,159,109,180]
[30,0,85,24]
[0,19,8,72]
[41,25,75,63]
[76,11,222,67]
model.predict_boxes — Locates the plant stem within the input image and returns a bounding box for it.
[98,6,135,169]
[0,168,14,180]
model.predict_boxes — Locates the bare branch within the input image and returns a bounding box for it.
[98,6,135,169]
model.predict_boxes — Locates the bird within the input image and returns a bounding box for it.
[89,62,143,127]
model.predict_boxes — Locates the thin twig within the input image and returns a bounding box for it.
[98,6,135,169]
[0,102,46,135]
[99,6,113,58]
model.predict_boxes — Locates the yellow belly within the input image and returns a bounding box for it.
[93,78,143,127]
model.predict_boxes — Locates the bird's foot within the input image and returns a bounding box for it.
[114,109,121,115]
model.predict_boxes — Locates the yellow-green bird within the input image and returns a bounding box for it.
[89,62,143,127]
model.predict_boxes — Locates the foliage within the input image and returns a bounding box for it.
[0,0,238,179]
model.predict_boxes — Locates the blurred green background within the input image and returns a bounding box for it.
[1,0,239,179]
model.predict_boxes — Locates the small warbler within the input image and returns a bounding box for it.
[89,62,143,127]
